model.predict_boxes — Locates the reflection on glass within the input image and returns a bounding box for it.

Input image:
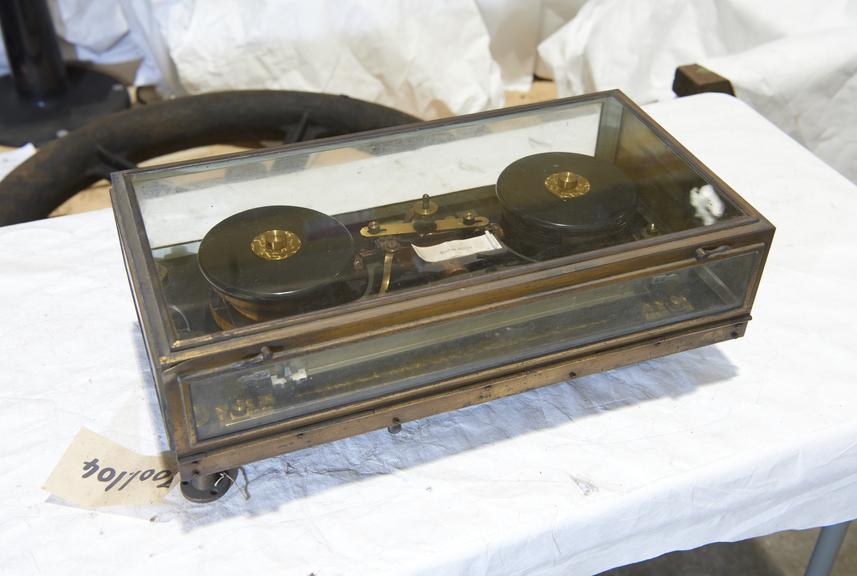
[127,95,746,346]
[189,251,756,440]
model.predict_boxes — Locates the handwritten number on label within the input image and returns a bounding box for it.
[120,470,139,490]
[82,458,100,478]
[97,467,116,482]
[152,470,173,488]
[82,458,174,492]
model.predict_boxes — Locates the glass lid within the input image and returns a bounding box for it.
[125,93,746,347]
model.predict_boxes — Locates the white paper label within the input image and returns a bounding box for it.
[412,231,503,263]
[43,427,178,509]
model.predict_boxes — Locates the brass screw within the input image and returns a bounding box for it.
[463,211,477,225]
[413,193,438,216]
[367,221,381,234]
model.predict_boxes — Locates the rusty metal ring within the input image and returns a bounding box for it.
[0,90,419,226]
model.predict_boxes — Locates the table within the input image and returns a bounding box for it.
[1,93,856,575]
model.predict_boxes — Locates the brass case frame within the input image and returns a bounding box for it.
[110,90,774,481]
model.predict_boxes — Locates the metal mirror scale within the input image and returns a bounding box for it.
[110,91,773,501]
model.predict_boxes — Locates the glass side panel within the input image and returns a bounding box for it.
[187,251,757,441]
[128,94,746,346]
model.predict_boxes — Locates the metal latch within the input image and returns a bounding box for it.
[694,244,731,261]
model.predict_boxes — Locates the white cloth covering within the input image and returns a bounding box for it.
[701,28,857,185]
[0,0,508,117]
[151,0,504,119]
[1,94,857,576]
[3,1,853,182]
[0,0,146,76]
[537,0,857,183]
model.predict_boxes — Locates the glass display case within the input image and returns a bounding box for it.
[111,90,773,501]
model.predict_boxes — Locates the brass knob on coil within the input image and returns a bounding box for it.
[250,229,302,261]
[544,171,591,199]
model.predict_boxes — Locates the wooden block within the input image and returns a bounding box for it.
[673,64,735,97]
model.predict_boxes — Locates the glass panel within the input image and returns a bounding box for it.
[188,251,757,440]
[128,95,746,346]
[614,104,742,234]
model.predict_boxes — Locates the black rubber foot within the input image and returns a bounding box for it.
[0,65,130,146]
[180,469,238,503]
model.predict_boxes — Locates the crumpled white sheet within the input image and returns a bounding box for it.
[1,94,857,576]
[0,0,574,98]
[0,0,576,97]
[701,29,857,185]
[0,0,145,76]
[151,0,504,119]
[538,0,857,182]
[48,0,136,61]
[0,0,582,101]
[476,0,541,92]
[0,0,510,116]
[6,0,853,183]
[534,0,588,79]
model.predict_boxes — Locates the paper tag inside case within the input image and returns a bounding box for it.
[412,231,503,263]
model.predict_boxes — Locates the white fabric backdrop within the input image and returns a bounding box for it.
[153,0,504,119]
[0,0,555,116]
[538,0,857,182]
[0,0,146,76]
[0,2,854,178]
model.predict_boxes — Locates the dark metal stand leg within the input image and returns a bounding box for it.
[0,0,129,146]
[180,469,238,503]
[805,521,851,576]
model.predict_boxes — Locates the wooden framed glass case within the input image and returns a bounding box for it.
[110,91,773,502]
